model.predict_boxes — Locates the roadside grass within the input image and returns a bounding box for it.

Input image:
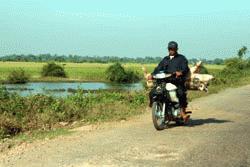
[0,89,147,152]
[14,128,73,143]
[188,84,234,101]
[0,89,147,139]
[0,128,73,151]
[189,65,250,102]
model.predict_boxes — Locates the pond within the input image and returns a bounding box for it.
[3,82,144,97]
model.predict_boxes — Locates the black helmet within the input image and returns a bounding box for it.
[168,41,178,50]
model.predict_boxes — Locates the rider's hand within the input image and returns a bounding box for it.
[175,71,182,78]
[147,74,153,80]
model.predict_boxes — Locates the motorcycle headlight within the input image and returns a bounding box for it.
[156,86,163,94]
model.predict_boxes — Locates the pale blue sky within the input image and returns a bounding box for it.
[0,0,250,59]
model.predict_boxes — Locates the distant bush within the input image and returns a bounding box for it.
[105,62,126,82]
[7,68,30,84]
[41,62,67,77]
[199,65,209,74]
[213,58,224,65]
[105,62,140,83]
[210,46,250,86]
[125,69,140,82]
[212,57,250,85]
[247,60,250,68]
[224,58,248,70]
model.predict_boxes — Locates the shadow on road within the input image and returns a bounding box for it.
[159,118,232,130]
[187,118,232,127]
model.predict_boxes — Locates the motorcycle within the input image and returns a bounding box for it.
[151,72,189,130]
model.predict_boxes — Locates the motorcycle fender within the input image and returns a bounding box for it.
[165,83,177,91]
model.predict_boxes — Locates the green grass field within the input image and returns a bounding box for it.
[0,61,225,82]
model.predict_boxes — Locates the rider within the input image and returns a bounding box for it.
[148,41,190,122]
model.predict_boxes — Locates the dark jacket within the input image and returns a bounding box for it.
[152,53,190,83]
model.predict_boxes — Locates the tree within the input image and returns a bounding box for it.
[237,46,248,59]
[41,62,67,78]
[213,58,224,65]
[105,62,140,83]
[7,68,30,84]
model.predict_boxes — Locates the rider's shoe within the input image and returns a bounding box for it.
[183,115,190,123]
[180,108,190,123]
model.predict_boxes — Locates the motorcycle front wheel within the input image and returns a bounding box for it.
[152,102,165,130]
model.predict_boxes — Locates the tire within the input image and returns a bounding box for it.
[152,102,165,130]
[175,119,184,126]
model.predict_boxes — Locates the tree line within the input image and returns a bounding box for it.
[0,54,225,64]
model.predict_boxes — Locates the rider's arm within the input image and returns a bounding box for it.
[151,57,168,75]
[176,57,189,77]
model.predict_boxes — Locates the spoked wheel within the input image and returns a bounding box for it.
[152,102,166,130]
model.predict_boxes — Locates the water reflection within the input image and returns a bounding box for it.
[4,82,143,97]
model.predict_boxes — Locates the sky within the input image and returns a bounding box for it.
[0,0,250,59]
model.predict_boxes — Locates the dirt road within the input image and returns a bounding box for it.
[1,85,250,167]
